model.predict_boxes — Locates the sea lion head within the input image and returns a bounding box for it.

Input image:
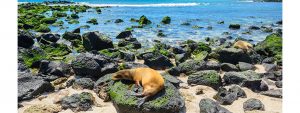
[112,69,133,80]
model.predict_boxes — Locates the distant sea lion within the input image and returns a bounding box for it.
[233,40,253,52]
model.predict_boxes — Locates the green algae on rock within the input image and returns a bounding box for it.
[108,80,185,113]
[40,43,71,60]
[139,15,152,25]
[255,33,282,62]
[161,16,171,24]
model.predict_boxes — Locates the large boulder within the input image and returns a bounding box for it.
[199,98,232,113]
[61,92,95,112]
[82,31,113,51]
[18,47,47,68]
[118,38,142,49]
[38,60,71,77]
[109,81,185,113]
[71,52,119,78]
[18,73,54,101]
[18,30,35,48]
[143,52,174,70]
[177,60,206,75]
[243,98,265,111]
[116,31,132,39]
[37,33,60,45]
[223,71,267,92]
[161,16,171,24]
[216,48,252,64]
[255,34,282,62]
[187,70,221,89]
[62,31,81,41]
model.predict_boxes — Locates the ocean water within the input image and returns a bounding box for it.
[18,0,282,46]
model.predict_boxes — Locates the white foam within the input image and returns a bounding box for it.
[81,2,208,7]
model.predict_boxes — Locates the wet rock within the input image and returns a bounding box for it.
[187,70,221,89]
[261,26,273,33]
[139,15,152,25]
[275,81,282,88]
[218,21,225,24]
[221,63,239,72]
[161,16,171,24]
[72,78,94,90]
[115,19,124,23]
[213,88,238,105]
[243,98,265,111]
[62,31,81,41]
[216,48,252,64]
[37,33,60,45]
[23,104,62,113]
[71,52,119,78]
[228,85,247,98]
[260,89,282,98]
[61,92,95,112]
[199,98,232,113]
[109,81,185,113]
[118,38,142,49]
[229,24,241,30]
[238,62,255,71]
[18,73,54,101]
[38,60,71,77]
[249,26,260,30]
[72,27,80,33]
[171,46,186,54]
[18,30,35,48]
[116,30,132,39]
[276,20,282,25]
[143,52,174,69]
[82,31,113,51]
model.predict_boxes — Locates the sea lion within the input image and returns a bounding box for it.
[112,67,165,107]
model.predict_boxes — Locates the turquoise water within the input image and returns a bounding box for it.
[18,0,282,46]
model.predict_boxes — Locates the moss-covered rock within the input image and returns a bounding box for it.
[19,47,47,68]
[40,43,71,60]
[70,13,79,19]
[52,11,67,18]
[109,80,185,113]
[139,15,152,25]
[161,16,171,24]
[41,17,57,24]
[68,19,79,24]
[255,34,282,62]
[35,24,51,33]
[187,70,221,89]
[87,18,98,25]
[52,20,64,27]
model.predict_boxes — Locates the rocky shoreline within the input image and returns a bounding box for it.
[18,2,282,113]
